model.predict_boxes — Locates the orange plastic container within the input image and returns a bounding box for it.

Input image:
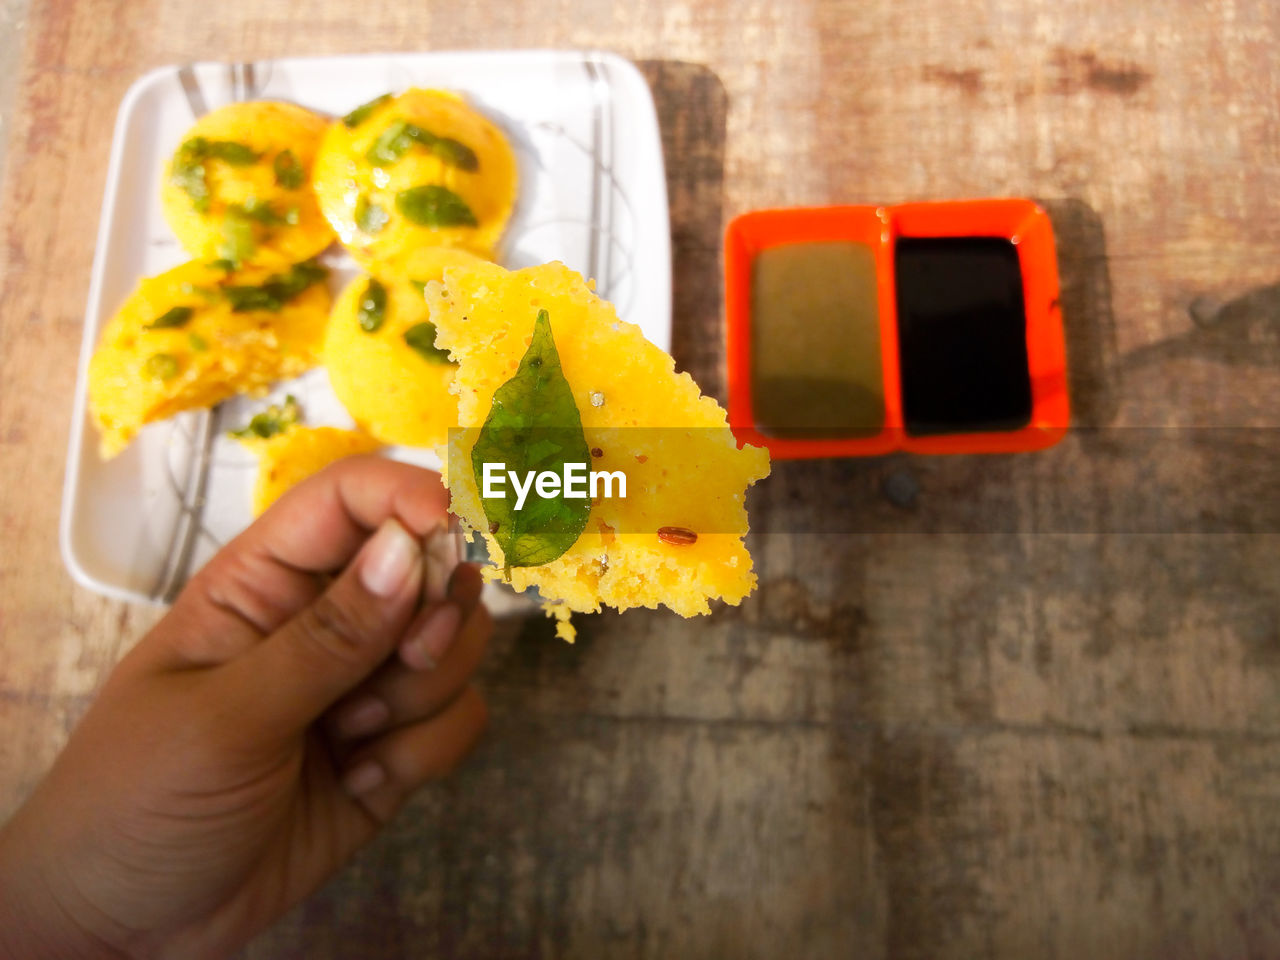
[724,198,1069,459]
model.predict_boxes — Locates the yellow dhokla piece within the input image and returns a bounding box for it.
[426,261,771,623]
[240,425,381,515]
[160,102,335,267]
[324,248,486,447]
[87,260,330,458]
[312,89,517,268]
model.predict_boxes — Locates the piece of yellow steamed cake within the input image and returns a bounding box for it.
[160,102,335,267]
[312,89,517,268]
[238,421,381,515]
[425,261,771,640]
[87,259,330,458]
[324,248,486,447]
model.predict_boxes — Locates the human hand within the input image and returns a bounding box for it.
[0,456,492,959]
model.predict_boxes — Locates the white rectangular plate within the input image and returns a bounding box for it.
[61,50,671,604]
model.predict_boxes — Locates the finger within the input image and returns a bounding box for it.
[326,564,486,742]
[328,600,492,742]
[422,524,461,604]
[446,561,485,611]
[340,685,488,824]
[235,455,448,574]
[211,516,423,740]
[399,562,486,670]
[153,457,448,668]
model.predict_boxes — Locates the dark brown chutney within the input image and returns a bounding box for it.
[894,237,1033,435]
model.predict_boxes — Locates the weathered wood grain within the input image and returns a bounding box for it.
[0,1,1278,958]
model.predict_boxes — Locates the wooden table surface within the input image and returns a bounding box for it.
[2,1,1278,957]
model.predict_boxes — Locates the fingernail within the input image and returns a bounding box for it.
[335,696,391,738]
[423,522,460,603]
[399,603,461,670]
[360,518,420,598]
[342,759,386,796]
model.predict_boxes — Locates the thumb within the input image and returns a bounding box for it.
[214,517,424,739]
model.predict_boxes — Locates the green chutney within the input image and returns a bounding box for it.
[749,241,885,437]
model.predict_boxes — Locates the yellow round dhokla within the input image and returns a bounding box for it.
[324,247,484,447]
[87,259,331,458]
[312,89,517,268]
[425,261,771,627]
[241,426,381,515]
[160,101,335,267]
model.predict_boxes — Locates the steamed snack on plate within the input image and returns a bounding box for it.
[87,259,330,458]
[312,89,517,268]
[324,247,487,447]
[234,409,381,515]
[250,425,379,515]
[426,260,771,641]
[161,101,335,267]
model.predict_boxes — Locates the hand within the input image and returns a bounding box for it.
[0,456,492,959]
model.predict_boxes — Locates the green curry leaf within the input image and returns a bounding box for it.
[365,120,417,166]
[228,197,292,226]
[424,133,479,172]
[144,306,194,330]
[470,309,591,571]
[342,93,393,129]
[169,160,211,213]
[365,120,479,171]
[273,149,304,189]
[222,260,328,313]
[395,184,478,228]
[144,353,181,381]
[230,395,302,440]
[216,209,257,266]
[354,195,390,234]
[203,141,260,165]
[170,137,261,212]
[357,277,387,332]
[403,321,451,363]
